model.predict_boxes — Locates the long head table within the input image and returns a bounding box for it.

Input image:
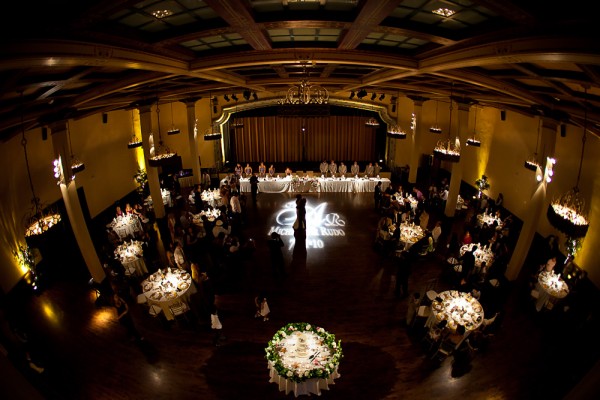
[239,177,390,193]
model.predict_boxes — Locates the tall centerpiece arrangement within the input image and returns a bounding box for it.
[475,174,490,199]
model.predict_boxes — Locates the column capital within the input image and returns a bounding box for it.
[407,95,428,106]
[181,97,203,107]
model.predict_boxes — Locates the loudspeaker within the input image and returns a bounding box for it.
[500,110,506,121]
[560,124,566,137]
[41,127,48,141]
[102,113,108,123]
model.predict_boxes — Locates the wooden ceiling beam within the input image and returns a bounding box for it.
[338,0,404,50]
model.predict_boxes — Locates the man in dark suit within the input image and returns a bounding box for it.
[249,173,259,202]
[374,181,383,210]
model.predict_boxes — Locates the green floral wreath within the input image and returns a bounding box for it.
[265,322,343,383]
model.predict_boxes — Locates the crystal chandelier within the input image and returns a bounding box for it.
[18,95,61,237]
[466,107,481,147]
[204,96,222,141]
[387,124,406,139]
[429,100,442,133]
[279,64,329,105]
[365,116,380,127]
[547,86,590,239]
[127,110,142,149]
[433,93,461,162]
[167,102,180,135]
[148,101,177,167]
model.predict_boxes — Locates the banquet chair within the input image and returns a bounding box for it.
[411,305,431,331]
[169,301,191,324]
[136,294,147,305]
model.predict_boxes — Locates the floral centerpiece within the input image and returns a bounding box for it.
[265,322,343,383]
[475,174,490,198]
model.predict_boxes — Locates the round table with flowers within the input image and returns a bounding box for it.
[535,270,569,311]
[427,290,484,332]
[266,322,342,397]
[141,268,196,320]
[114,239,148,277]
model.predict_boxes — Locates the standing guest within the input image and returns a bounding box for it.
[459,245,477,283]
[440,186,449,210]
[249,172,259,202]
[244,163,252,177]
[254,293,271,322]
[268,164,276,178]
[258,162,267,177]
[365,162,374,177]
[374,162,381,176]
[212,219,231,240]
[320,160,329,176]
[113,294,144,342]
[202,169,212,190]
[173,241,189,271]
[329,160,337,176]
[462,230,473,245]
[374,181,383,210]
[172,174,181,196]
[338,162,347,175]
[413,187,424,202]
[267,232,286,278]
[294,195,307,231]
[351,161,360,176]
[432,221,443,244]
[210,306,225,347]
[167,212,177,243]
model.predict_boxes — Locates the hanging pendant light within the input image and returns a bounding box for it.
[204,95,222,141]
[167,102,180,135]
[67,122,85,173]
[18,93,61,237]
[466,107,481,147]
[127,109,142,149]
[433,87,461,162]
[148,101,177,167]
[524,117,542,171]
[547,86,590,239]
[365,101,379,127]
[429,100,442,133]
[387,124,406,139]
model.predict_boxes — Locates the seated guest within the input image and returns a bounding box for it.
[244,163,252,177]
[338,162,347,175]
[268,164,275,177]
[365,162,374,177]
[115,206,124,218]
[329,160,337,176]
[234,163,243,177]
[351,161,360,176]
[319,160,329,175]
[285,167,292,177]
[462,230,473,245]
[258,162,266,177]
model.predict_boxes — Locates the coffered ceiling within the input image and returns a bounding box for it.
[2,0,600,140]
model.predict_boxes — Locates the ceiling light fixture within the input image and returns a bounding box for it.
[148,101,177,166]
[433,85,461,162]
[167,102,180,135]
[524,117,542,171]
[371,92,377,101]
[466,107,481,147]
[379,93,385,101]
[67,123,85,173]
[387,124,406,139]
[547,86,590,239]
[432,8,455,17]
[357,89,367,99]
[430,100,442,134]
[279,63,329,105]
[19,92,61,237]
[204,95,222,141]
[127,109,142,149]
[152,9,173,19]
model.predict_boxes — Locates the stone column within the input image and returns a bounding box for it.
[139,103,166,219]
[408,96,427,184]
[444,102,470,216]
[50,121,106,283]
[506,117,558,280]
[182,97,202,185]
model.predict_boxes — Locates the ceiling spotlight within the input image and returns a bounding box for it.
[224,94,230,102]
[379,94,385,101]
[350,91,355,99]
[371,93,377,101]
[231,94,238,102]
[357,89,367,99]
[243,90,251,101]
[252,92,258,101]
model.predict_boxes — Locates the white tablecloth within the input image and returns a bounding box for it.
[201,189,223,208]
[391,223,424,249]
[239,177,391,193]
[428,290,484,331]
[477,213,502,228]
[459,243,495,268]
[141,269,196,320]
[107,215,144,240]
[536,271,569,311]
[268,362,340,397]
[114,240,148,277]
[145,189,172,208]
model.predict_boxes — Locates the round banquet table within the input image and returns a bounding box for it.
[535,271,569,311]
[477,212,502,228]
[391,222,424,249]
[114,240,148,277]
[141,269,196,320]
[266,324,341,397]
[201,189,223,208]
[459,243,495,268]
[428,290,484,332]
[107,215,143,240]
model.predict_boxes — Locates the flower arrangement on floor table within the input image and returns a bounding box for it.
[265,322,343,383]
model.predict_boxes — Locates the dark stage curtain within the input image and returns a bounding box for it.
[230,115,376,162]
